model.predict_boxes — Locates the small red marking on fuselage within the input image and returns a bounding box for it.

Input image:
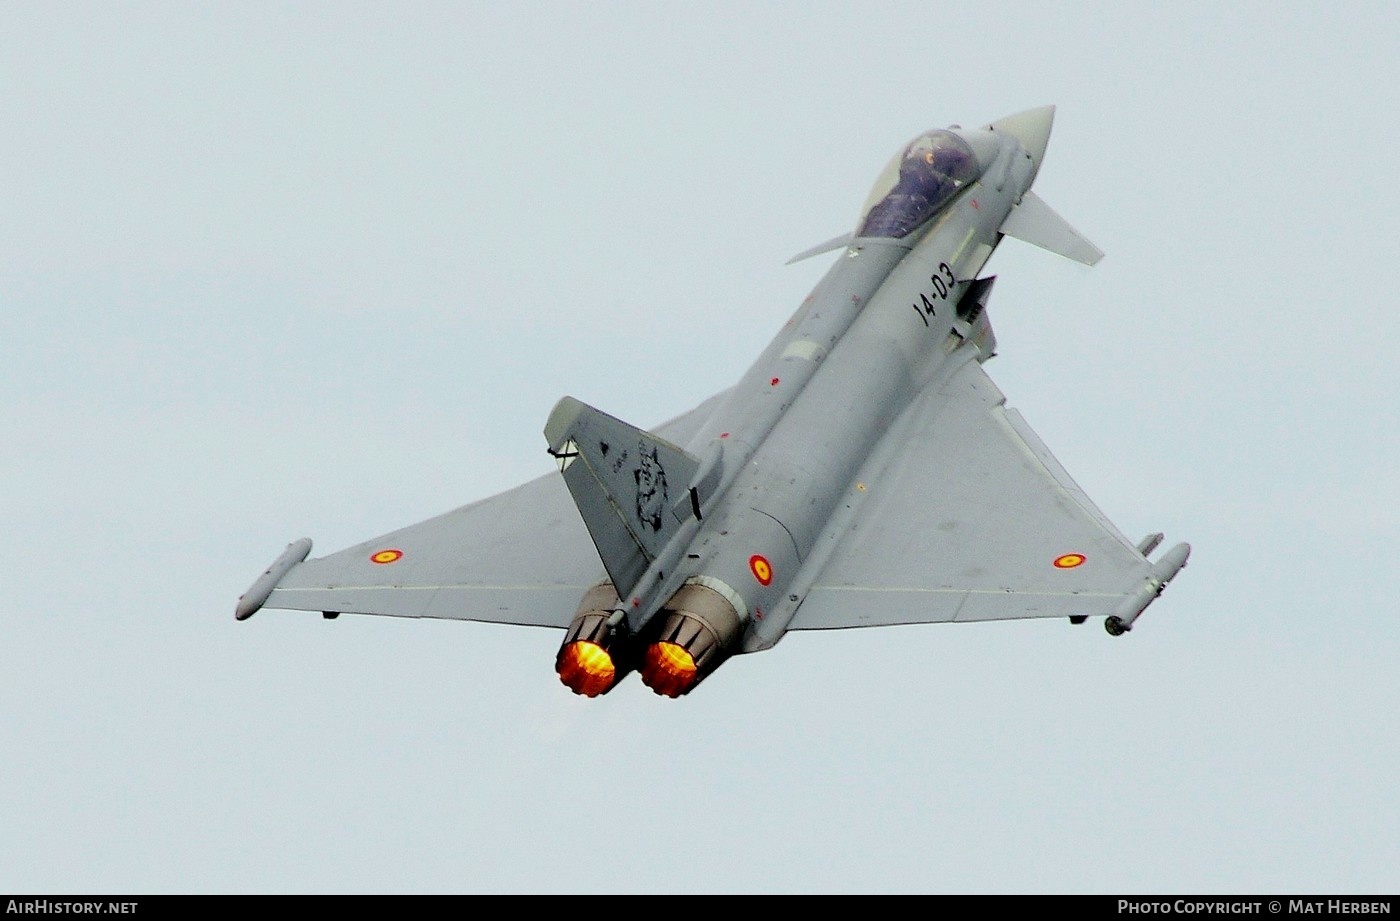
[970,198,981,210]
[770,377,780,386]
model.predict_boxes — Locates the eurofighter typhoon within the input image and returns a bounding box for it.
[236,106,1190,697]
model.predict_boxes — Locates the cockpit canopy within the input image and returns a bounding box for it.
[856,130,983,239]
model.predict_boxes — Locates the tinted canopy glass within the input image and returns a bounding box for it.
[857,130,982,239]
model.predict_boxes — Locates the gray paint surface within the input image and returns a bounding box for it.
[245,106,1187,671]
[4,2,1397,893]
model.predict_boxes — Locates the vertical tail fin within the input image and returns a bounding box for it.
[544,397,705,595]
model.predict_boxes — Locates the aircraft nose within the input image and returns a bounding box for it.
[985,105,1056,181]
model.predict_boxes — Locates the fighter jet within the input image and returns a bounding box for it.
[235,106,1189,698]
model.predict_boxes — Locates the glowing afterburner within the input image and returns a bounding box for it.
[640,642,698,698]
[554,582,627,697]
[556,640,617,697]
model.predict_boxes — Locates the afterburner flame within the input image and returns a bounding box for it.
[556,641,617,697]
[640,642,698,698]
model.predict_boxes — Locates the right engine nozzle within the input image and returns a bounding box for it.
[640,582,742,698]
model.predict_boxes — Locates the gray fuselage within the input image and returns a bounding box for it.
[629,126,1037,651]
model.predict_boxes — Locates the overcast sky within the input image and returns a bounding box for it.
[3,1,1397,894]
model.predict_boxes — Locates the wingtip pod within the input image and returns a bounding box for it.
[1104,542,1191,635]
[234,538,313,620]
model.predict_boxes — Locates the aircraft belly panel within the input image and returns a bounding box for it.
[684,244,907,455]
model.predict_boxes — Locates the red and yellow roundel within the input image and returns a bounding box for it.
[371,549,404,565]
[1053,553,1086,569]
[749,554,773,586]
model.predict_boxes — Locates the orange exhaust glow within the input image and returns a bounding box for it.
[640,642,698,698]
[556,641,617,697]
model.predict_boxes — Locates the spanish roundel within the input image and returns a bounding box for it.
[749,554,773,585]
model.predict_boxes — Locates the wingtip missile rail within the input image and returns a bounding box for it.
[1104,542,1191,636]
[235,538,313,621]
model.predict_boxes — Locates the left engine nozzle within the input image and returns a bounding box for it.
[556,582,630,697]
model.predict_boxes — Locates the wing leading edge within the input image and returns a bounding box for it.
[791,350,1187,631]
[260,472,601,627]
[240,390,730,627]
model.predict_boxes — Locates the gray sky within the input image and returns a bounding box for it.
[3,1,1397,894]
